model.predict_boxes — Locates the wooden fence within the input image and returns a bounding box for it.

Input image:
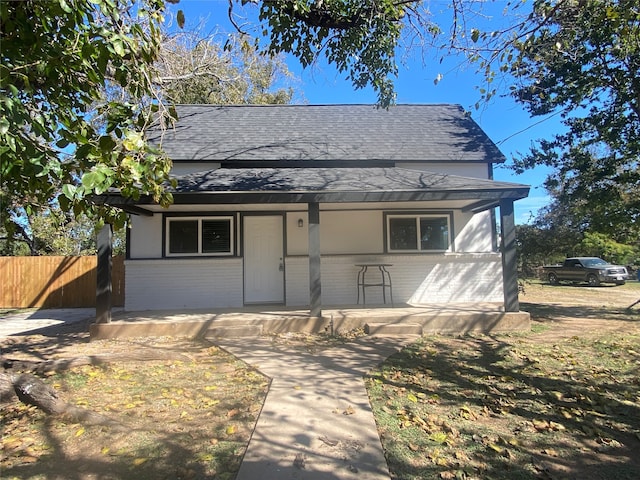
[0,255,125,308]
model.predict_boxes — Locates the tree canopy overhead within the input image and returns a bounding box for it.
[156,29,295,105]
[1,0,299,254]
[252,0,411,107]
[2,0,638,250]
[508,0,639,244]
[1,0,174,233]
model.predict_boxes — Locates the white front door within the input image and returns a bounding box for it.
[243,215,284,304]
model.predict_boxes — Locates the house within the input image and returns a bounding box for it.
[98,104,529,325]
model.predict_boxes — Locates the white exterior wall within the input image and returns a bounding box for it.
[286,210,383,255]
[125,203,499,310]
[129,215,163,258]
[128,205,495,259]
[454,211,495,252]
[399,254,503,304]
[285,253,503,306]
[285,256,361,306]
[125,258,243,310]
[287,209,494,255]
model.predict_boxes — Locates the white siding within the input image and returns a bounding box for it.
[286,211,383,255]
[283,257,310,306]
[320,211,384,254]
[129,215,163,258]
[454,211,495,252]
[286,213,308,255]
[125,258,243,310]
[130,205,495,258]
[397,254,504,304]
[125,204,501,310]
[285,209,493,256]
[285,256,361,306]
[285,253,503,306]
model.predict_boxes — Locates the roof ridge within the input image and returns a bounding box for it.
[172,103,464,108]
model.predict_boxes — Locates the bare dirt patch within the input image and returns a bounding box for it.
[520,280,640,340]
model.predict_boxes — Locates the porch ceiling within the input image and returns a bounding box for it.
[97,167,530,215]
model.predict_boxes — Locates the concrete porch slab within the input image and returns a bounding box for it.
[89,303,530,340]
[204,324,264,339]
[365,322,423,335]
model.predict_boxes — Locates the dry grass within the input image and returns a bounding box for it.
[2,281,639,480]
[366,281,640,480]
[1,339,268,480]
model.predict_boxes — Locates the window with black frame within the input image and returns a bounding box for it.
[166,217,234,256]
[387,214,451,252]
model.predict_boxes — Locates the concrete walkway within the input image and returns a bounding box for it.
[218,335,419,480]
[1,309,418,478]
[0,308,96,337]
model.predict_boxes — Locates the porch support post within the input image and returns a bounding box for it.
[499,199,519,312]
[96,223,113,324]
[308,202,322,318]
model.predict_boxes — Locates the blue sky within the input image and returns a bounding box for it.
[165,0,560,224]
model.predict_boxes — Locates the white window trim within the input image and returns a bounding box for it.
[386,213,452,253]
[165,216,235,257]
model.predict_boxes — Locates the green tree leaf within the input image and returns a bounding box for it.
[508,0,640,243]
[177,9,185,29]
[1,0,172,235]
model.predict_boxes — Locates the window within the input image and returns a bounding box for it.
[387,214,451,252]
[166,216,234,256]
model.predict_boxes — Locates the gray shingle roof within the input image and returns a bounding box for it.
[98,167,529,211]
[174,167,521,193]
[163,167,529,207]
[149,104,506,164]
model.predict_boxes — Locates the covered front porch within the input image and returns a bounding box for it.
[89,302,530,340]
[94,168,530,329]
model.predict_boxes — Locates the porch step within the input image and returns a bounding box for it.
[204,324,263,339]
[364,322,423,336]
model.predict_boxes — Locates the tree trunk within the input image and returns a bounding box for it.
[13,373,67,414]
[0,371,16,402]
[3,350,192,374]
